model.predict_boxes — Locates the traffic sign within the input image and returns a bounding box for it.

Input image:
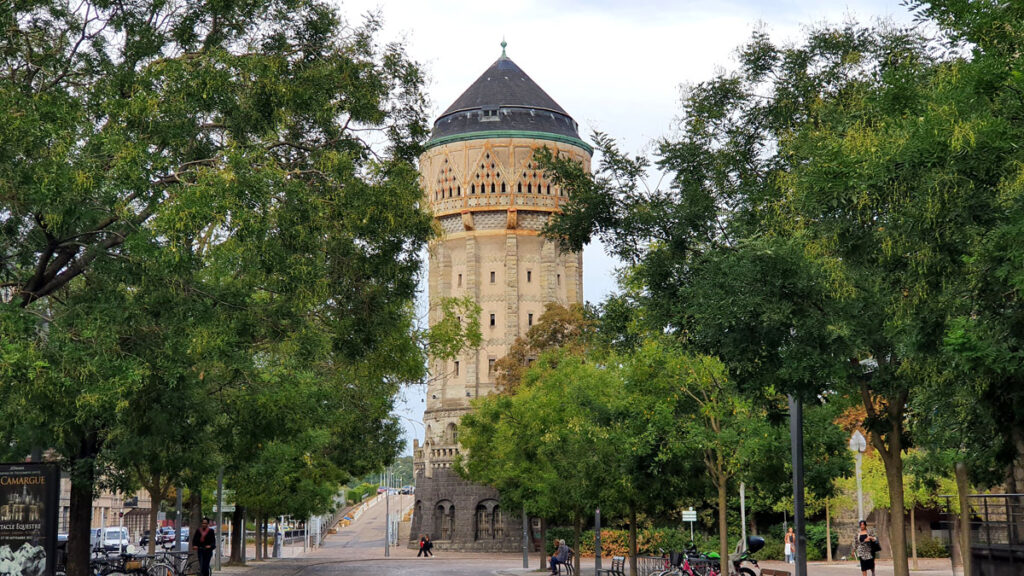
[682,508,697,522]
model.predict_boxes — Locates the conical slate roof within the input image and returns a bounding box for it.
[429,48,583,145]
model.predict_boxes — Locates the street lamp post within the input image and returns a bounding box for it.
[849,430,867,521]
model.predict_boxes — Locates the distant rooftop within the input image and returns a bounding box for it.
[428,42,585,147]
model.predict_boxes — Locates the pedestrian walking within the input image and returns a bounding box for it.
[191,517,216,576]
[784,526,795,564]
[417,535,427,557]
[853,520,879,576]
[424,535,434,557]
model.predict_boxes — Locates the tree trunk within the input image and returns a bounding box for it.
[254,512,262,561]
[826,501,833,563]
[1013,428,1024,496]
[880,448,909,576]
[910,505,918,571]
[628,506,638,576]
[538,518,547,570]
[230,507,245,565]
[189,489,202,535]
[750,511,758,538]
[955,461,971,576]
[67,457,97,576]
[574,513,582,575]
[717,477,729,575]
[144,480,166,556]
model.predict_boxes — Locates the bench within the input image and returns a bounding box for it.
[556,550,576,575]
[761,569,792,576]
[596,555,625,576]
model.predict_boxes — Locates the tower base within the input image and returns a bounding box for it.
[409,467,524,552]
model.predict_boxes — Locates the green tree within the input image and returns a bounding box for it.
[0,1,438,574]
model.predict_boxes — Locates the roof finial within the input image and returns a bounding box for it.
[500,38,507,58]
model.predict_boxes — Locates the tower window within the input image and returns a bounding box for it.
[547,184,551,195]
[527,183,532,194]
[488,357,496,375]
[471,183,475,194]
[490,313,495,326]
[557,274,561,285]
[517,182,522,193]
[457,185,462,196]
[454,361,460,376]
[528,313,533,326]
[458,273,462,287]
[490,271,495,283]
[526,270,532,283]
[501,182,506,193]
[491,183,495,193]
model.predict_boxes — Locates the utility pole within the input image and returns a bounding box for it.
[384,467,390,557]
[216,469,223,571]
[522,506,529,569]
[789,395,807,576]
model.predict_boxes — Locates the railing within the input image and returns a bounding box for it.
[637,555,667,576]
[967,494,1024,575]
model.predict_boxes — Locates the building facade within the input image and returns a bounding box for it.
[410,45,591,551]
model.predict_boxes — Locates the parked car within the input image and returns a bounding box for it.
[156,526,176,544]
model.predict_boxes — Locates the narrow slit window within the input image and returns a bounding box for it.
[557,273,561,285]
[528,313,533,326]
[491,183,495,193]
[488,357,496,375]
[489,313,495,326]
[458,273,462,287]
[501,182,506,193]
[517,182,522,193]
[490,271,495,283]
[471,183,475,194]
[526,270,532,283]
[454,361,460,376]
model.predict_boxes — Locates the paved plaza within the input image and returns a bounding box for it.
[212,494,956,576]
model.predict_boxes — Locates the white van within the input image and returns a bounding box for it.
[91,527,130,553]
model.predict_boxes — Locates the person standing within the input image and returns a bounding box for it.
[191,517,216,576]
[854,520,878,576]
[784,526,796,564]
[424,535,433,557]
[417,535,427,557]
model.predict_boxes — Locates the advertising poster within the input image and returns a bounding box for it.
[0,464,58,576]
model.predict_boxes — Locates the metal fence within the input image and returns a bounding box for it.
[967,494,1024,576]
[637,555,666,576]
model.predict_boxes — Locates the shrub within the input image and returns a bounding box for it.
[915,537,950,558]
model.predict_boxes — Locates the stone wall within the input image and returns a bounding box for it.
[408,468,523,552]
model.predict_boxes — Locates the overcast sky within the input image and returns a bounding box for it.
[333,0,921,455]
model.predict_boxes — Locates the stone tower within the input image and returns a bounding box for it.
[410,44,591,551]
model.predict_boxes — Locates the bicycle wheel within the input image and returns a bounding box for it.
[737,568,757,576]
[148,562,175,576]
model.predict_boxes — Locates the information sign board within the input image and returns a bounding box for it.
[0,463,59,576]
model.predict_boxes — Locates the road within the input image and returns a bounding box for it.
[218,495,956,575]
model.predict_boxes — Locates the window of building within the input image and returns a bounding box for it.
[528,313,533,326]
[557,273,561,285]
[517,182,522,193]
[488,357,496,375]
[527,183,532,193]
[501,182,506,193]
[526,270,532,283]
[454,361,460,376]
[490,271,495,283]
[470,183,475,194]
[491,183,495,193]
[489,313,495,326]
[458,273,462,287]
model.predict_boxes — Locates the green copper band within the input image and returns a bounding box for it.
[426,130,594,154]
